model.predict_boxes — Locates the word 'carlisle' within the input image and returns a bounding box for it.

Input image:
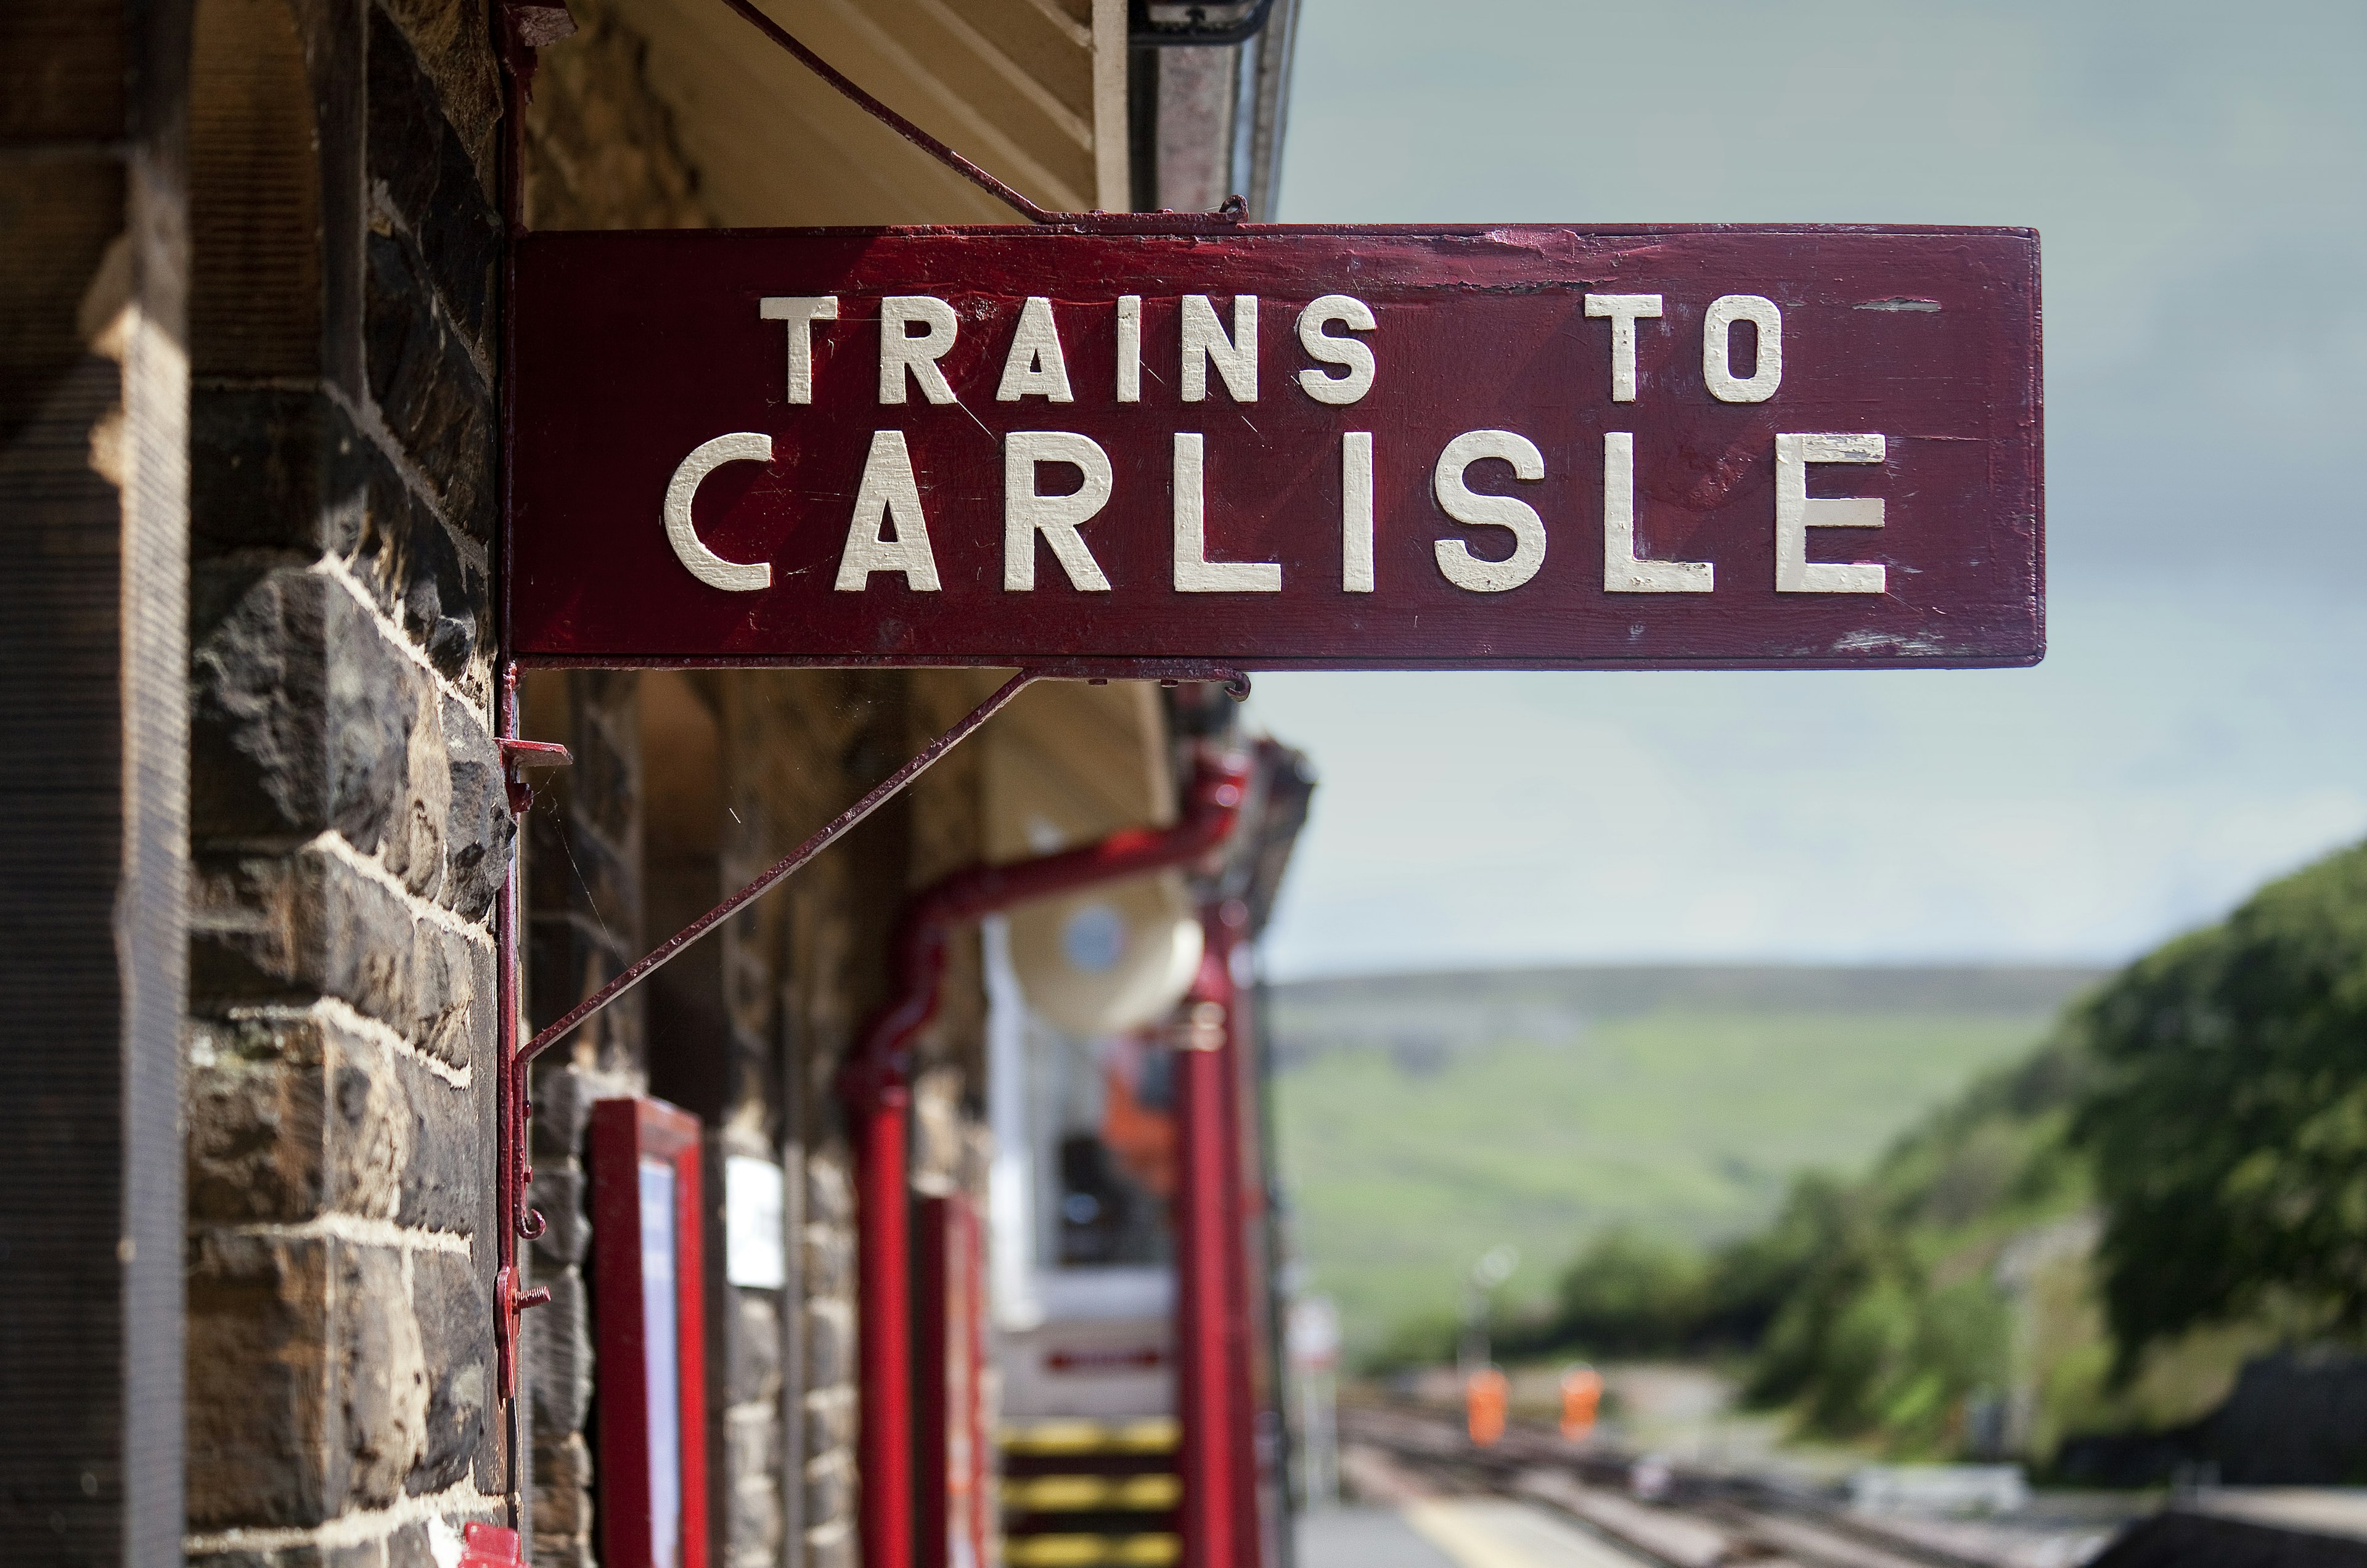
[509,226,2043,671]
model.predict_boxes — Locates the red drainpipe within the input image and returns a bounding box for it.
[1174,904,1264,1568]
[843,748,1251,1568]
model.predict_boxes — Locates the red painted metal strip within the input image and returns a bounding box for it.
[591,1098,708,1568]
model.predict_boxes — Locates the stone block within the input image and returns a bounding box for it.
[804,1299,854,1397]
[189,842,487,1070]
[525,1266,592,1443]
[352,446,483,679]
[806,1155,854,1226]
[439,690,507,919]
[726,1412,782,1559]
[186,1234,427,1528]
[801,1224,853,1304]
[380,678,451,902]
[729,1289,782,1407]
[807,1524,856,1568]
[186,1013,411,1225]
[529,1064,597,1158]
[528,1162,588,1266]
[362,229,492,524]
[393,1044,486,1235]
[727,1403,779,1486]
[190,566,421,851]
[187,1547,378,1568]
[802,1457,854,1551]
[185,1018,328,1225]
[385,1522,433,1568]
[408,1249,490,1497]
[803,1386,856,1464]
[340,1244,431,1510]
[366,5,498,346]
[375,0,501,179]
[532,1428,595,1546]
[188,386,368,571]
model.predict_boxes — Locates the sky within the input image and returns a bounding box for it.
[1248,0,2367,979]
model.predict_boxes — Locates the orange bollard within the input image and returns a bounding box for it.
[1466,1366,1510,1447]
[1560,1365,1603,1442]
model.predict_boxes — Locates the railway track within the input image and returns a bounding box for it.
[1339,1402,2097,1568]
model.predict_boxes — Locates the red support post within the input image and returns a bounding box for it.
[914,1192,990,1568]
[855,1081,915,1568]
[1174,929,1245,1568]
[1208,905,1267,1567]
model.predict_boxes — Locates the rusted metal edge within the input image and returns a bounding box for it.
[510,654,1255,696]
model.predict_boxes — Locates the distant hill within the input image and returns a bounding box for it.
[1265,965,2106,1359]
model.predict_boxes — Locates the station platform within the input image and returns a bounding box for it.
[1299,1502,1652,1568]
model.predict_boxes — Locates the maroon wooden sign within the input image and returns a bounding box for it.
[509,225,2040,669]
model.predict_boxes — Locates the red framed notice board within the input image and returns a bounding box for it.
[591,1098,709,1568]
[509,224,2042,672]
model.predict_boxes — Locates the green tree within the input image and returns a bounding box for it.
[2069,839,2367,1368]
[1549,1225,1707,1357]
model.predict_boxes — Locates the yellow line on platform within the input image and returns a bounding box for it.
[1404,1500,1653,1568]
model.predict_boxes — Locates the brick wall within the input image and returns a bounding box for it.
[181,1,512,1561]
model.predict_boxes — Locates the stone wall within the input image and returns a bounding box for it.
[521,669,648,1568]
[180,1,512,1562]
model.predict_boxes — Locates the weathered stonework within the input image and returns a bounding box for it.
[183,2,509,1561]
[522,0,711,232]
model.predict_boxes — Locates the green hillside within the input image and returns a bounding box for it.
[1267,966,2102,1360]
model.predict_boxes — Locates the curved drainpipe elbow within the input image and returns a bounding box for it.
[841,746,1251,1568]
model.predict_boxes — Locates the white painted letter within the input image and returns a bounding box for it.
[760,295,838,404]
[995,296,1074,403]
[1116,295,1142,404]
[1296,295,1376,406]
[1181,294,1257,402]
[1432,430,1546,593]
[1172,434,1282,592]
[1602,433,1711,592]
[1343,431,1375,592]
[835,431,941,592]
[1704,295,1781,402]
[1004,432,1114,591]
[1775,433,1886,593]
[664,433,773,592]
[880,295,958,405]
[1583,293,1662,403]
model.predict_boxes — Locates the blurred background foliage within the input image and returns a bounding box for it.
[1317,839,2367,1463]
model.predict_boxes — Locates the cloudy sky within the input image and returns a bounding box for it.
[1249,0,2367,978]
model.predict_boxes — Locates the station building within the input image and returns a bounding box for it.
[1,4,1309,1567]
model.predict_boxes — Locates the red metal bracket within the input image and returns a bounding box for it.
[488,660,1248,1403]
[497,737,571,814]
[459,1522,528,1568]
